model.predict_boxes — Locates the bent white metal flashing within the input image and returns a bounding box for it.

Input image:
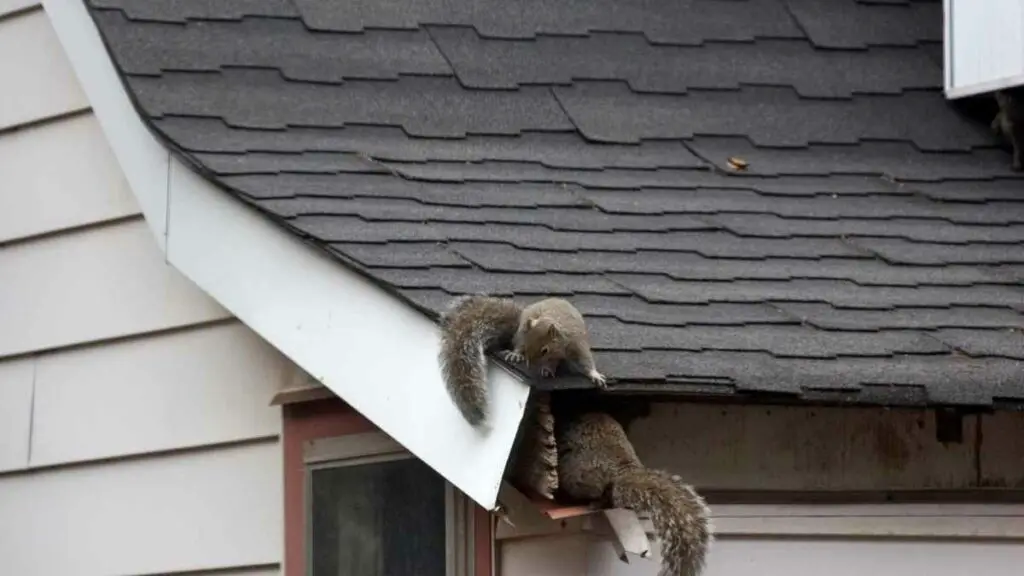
[42,0,531,510]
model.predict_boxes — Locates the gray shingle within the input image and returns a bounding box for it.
[554,83,989,149]
[584,317,949,357]
[92,11,451,80]
[194,152,388,175]
[89,0,298,22]
[564,295,796,327]
[293,0,802,42]
[330,242,472,269]
[775,302,1024,330]
[708,213,1024,244]
[446,243,1004,286]
[933,328,1024,359]
[84,0,1024,408]
[583,186,1021,225]
[851,237,1024,265]
[613,275,1024,309]
[430,27,940,97]
[262,196,718,232]
[687,136,1024,180]
[129,70,573,135]
[369,268,633,297]
[155,117,704,169]
[785,0,942,48]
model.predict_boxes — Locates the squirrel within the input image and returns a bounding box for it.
[557,412,712,576]
[991,86,1024,171]
[438,294,607,426]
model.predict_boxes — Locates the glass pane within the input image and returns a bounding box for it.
[309,457,447,576]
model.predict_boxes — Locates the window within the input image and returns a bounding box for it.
[282,397,491,576]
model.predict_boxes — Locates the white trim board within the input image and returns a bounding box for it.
[41,0,531,510]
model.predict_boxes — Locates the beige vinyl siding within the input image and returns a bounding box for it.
[0,0,35,18]
[0,7,87,130]
[29,322,286,468]
[0,358,33,472]
[0,112,139,243]
[0,8,287,575]
[0,441,282,576]
[0,219,232,357]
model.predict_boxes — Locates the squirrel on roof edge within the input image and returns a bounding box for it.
[437,294,606,427]
[438,294,713,576]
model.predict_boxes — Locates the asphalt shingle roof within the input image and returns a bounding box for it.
[84,0,1024,407]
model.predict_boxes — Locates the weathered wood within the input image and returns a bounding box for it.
[979,410,1024,489]
[628,403,1000,491]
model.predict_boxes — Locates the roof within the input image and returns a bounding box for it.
[83,0,1024,408]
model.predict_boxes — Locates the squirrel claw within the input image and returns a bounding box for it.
[501,350,525,364]
[588,370,607,388]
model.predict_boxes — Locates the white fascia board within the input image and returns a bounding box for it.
[42,0,169,253]
[41,0,531,510]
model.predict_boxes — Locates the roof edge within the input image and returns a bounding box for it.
[42,0,530,510]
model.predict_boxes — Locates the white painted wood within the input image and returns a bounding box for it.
[628,403,980,490]
[944,0,1024,97]
[589,536,1024,576]
[0,441,282,576]
[0,0,36,17]
[600,509,650,560]
[0,218,230,357]
[0,112,139,243]
[0,358,34,473]
[29,322,285,467]
[0,8,88,130]
[42,0,169,251]
[164,158,529,509]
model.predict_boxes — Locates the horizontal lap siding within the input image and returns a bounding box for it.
[0,112,139,244]
[29,321,287,468]
[0,7,87,130]
[0,8,287,575]
[0,218,231,357]
[0,441,283,576]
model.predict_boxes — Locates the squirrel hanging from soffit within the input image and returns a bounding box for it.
[438,294,713,576]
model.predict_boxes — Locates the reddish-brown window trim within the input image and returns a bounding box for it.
[282,397,494,576]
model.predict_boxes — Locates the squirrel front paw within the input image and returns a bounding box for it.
[588,370,607,388]
[500,350,525,364]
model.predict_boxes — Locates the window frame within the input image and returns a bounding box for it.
[283,397,493,576]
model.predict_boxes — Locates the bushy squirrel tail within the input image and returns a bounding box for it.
[438,295,522,426]
[611,468,713,576]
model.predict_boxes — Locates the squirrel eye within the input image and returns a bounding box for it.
[540,346,549,356]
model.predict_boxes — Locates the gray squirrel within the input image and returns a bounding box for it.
[438,294,606,426]
[558,412,713,576]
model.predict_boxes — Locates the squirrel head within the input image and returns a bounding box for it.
[522,317,568,372]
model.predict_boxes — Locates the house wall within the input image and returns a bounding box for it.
[498,401,1024,575]
[0,6,296,575]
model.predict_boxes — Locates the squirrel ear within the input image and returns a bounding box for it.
[528,318,538,329]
